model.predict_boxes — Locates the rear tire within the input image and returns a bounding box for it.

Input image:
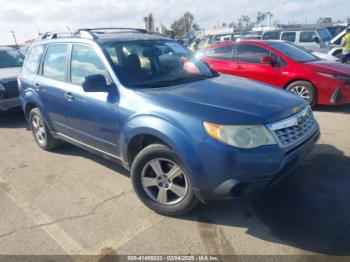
[29,108,59,151]
[286,81,317,107]
[131,144,198,216]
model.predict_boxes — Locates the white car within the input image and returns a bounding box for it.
[312,51,339,62]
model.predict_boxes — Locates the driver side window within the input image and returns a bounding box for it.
[70,45,108,86]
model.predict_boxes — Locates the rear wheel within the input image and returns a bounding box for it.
[286,81,317,107]
[131,144,198,216]
[29,108,59,151]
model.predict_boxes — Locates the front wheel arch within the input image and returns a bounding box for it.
[284,79,318,106]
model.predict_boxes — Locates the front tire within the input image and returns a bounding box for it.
[131,144,198,216]
[286,81,317,107]
[29,108,59,151]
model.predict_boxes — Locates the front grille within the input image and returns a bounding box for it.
[267,106,317,148]
[2,80,19,99]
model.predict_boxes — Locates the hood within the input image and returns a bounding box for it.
[135,75,306,125]
[307,60,350,75]
[0,67,21,82]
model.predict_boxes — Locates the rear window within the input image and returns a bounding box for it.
[262,31,280,40]
[207,45,234,60]
[237,44,270,63]
[281,32,296,42]
[23,45,44,74]
[42,44,68,82]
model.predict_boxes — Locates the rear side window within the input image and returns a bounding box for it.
[300,31,317,43]
[43,45,68,81]
[262,31,280,40]
[281,32,296,42]
[23,45,44,74]
[207,45,234,60]
[237,44,270,63]
[71,45,107,85]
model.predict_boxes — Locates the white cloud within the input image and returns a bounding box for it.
[0,0,348,44]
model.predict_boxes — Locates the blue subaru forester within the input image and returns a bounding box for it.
[18,28,320,216]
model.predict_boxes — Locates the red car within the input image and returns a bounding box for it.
[201,40,350,106]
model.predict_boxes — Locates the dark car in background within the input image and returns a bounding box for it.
[0,47,24,117]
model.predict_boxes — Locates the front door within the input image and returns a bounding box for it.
[64,44,121,155]
[236,43,287,88]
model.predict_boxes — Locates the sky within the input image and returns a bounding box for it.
[0,0,349,44]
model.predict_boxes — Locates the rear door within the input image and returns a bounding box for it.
[236,43,287,87]
[202,44,240,75]
[35,44,71,133]
[64,44,120,155]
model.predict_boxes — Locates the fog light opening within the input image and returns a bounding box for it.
[230,182,252,197]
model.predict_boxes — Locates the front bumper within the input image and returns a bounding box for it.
[0,97,20,112]
[192,128,320,202]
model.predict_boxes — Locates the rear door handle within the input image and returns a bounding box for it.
[64,92,75,101]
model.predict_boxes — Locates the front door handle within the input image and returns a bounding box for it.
[235,65,244,70]
[34,83,40,90]
[64,92,75,101]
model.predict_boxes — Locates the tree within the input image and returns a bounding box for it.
[143,13,155,32]
[317,17,333,24]
[193,23,200,31]
[170,12,200,38]
[266,12,274,27]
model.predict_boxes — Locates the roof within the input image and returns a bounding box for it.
[0,46,16,51]
[208,39,287,49]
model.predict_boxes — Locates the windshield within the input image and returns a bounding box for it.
[268,42,319,63]
[317,28,332,42]
[0,50,24,68]
[103,40,216,88]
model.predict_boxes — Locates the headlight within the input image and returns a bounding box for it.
[203,122,276,149]
[317,72,350,81]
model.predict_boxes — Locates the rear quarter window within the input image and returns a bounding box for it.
[23,45,45,74]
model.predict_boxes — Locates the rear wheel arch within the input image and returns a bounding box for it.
[24,102,37,120]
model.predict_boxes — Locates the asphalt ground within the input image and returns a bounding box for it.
[0,105,350,258]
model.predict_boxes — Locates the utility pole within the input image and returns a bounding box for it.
[10,31,18,49]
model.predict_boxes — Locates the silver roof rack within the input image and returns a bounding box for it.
[40,28,147,41]
[78,27,147,35]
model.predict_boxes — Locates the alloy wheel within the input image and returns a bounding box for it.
[141,158,189,205]
[289,85,311,102]
[32,115,47,146]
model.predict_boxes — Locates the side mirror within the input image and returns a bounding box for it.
[260,55,275,65]
[313,36,320,44]
[82,74,108,92]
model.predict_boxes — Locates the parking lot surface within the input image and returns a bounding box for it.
[0,105,350,256]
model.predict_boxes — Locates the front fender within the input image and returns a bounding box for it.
[120,115,204,188]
